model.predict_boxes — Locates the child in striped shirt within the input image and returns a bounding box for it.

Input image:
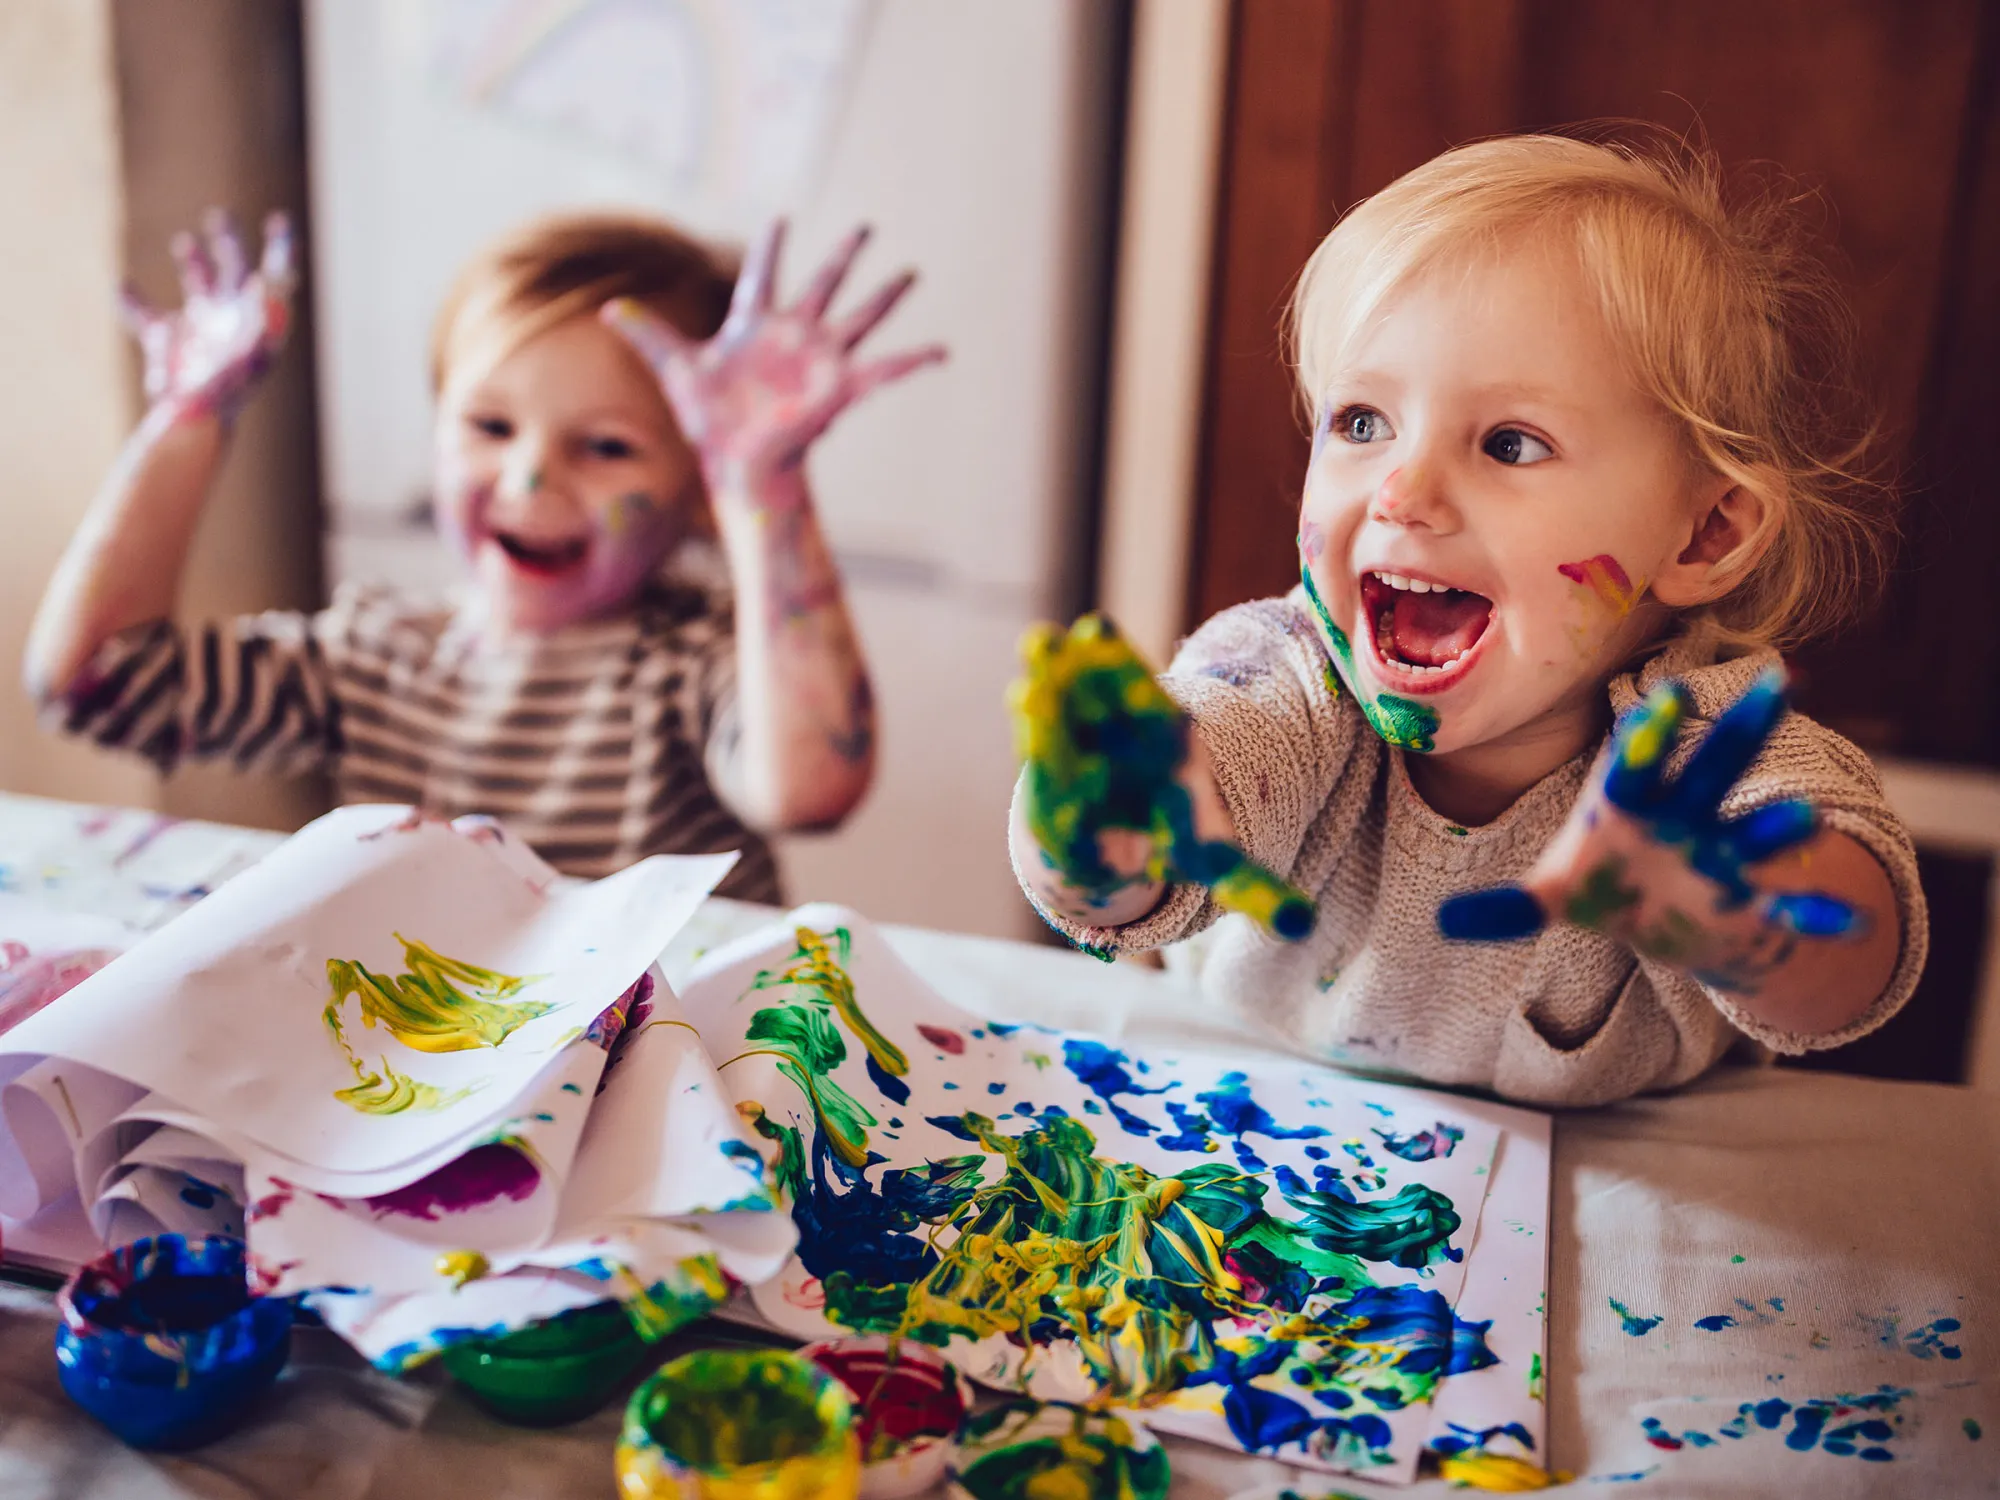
[26,211,942,901]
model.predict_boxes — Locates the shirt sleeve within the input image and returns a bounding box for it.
[46,598,350,778]
[1016,590,1360,957]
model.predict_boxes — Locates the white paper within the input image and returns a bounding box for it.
[0,805,735,1193]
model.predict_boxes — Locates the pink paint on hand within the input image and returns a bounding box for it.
[1557,554,1640,616]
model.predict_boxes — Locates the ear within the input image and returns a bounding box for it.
[1650,479,1775,608]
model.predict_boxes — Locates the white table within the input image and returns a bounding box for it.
[1,794,1995,1497]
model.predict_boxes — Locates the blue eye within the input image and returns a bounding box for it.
[1484,427,1554,465]
[1333,406,1395,445]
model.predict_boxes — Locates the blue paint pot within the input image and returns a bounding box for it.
[55,1233,293,1450]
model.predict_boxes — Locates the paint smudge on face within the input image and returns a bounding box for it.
[1642,1385,1913,1463]
[1059,1038,1174,1136]
[1557,554,1641,617]
[1299,562,1439,752]
[1372,1121,1463,1161]
[1610,1298,1663,1337]
[916,1023,964,1054]
[602,490,660,539]
[365,1142,539,1220]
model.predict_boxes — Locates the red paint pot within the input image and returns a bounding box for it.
[800,1337,967,1499]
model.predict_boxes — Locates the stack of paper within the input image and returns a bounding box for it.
[679,905,1552,1486]
[0,806,794,1369]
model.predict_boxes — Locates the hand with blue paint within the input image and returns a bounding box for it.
[1439,668,1882,998]
[1009,614,1316,944]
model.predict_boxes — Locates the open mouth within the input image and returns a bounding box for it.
[1360,570,1492,689]
[492,529,589,577]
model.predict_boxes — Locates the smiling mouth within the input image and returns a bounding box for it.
[1361,570,1493,683]
[493,529,589,577]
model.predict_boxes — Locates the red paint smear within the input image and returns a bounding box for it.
[1645,1434,1684,1451]
[1557,553,1633,592]
[365,1143,540,1220]
[248,1180,296,1222]
[810,1347,964,1452]
[916,1024,964,1055]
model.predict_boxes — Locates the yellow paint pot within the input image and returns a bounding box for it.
[616,1348,861,1500]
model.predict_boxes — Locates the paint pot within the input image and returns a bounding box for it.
[617,1347,861,1499]
[55,1233,292,1450]
[799,1336,967,1498]
[946,1399,1170,1500]
[442,1297,649,1425]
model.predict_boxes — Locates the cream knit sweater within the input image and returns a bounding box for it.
[1016,590,1928,1107]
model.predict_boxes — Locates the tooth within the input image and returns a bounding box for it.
[1406,579,1433,593]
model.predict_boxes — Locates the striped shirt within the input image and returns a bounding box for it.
[50,576,780,902]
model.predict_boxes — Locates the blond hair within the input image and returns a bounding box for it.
[1289,131,1892,650]
[430,211,735,397]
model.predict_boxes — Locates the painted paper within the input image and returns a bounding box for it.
[681,905,1539,1484]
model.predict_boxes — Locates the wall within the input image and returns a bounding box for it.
[0,2,154,812]
[0,1,329,832]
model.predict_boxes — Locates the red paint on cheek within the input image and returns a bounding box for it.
[1556,554,1640,615]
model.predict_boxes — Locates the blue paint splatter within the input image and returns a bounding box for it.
[1695,1314,1738,1331]
[1432,1420,1536,1457]
[560,1082,583,1095]
[1609,1298,1663,1337]
[1643,1385,1912,1463]
[1157,1101,1218,1153]
[866,1053,911,1106]
[1372,1121,1464,1161]
[986,1081,1007,1096]
[1362,1101,1394,1117]
[1060,1039,1174,1135]
[1303,1145,1330,1160]
[942,1081,959,1090]
[1195,1071,1330,1151]
[1869,1315,1963,1361]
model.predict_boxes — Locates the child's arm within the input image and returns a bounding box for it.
[1007,615,1315,943]
[25,212,294,705]
[605,224,940,833]
[1440,670,1901,1039]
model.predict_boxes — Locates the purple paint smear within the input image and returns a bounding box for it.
[366,1143,539,1220]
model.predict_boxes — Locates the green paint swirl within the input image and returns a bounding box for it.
[324,936,551,1054]
[1299,562,1440,753]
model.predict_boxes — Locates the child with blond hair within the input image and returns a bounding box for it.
[1013,134,1926,1105]
[28,211,940,900]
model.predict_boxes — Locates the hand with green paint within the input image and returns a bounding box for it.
[1008,614,1315,943]
[1439,670,1890,999]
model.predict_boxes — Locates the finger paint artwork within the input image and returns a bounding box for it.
[682,906,1551,1484]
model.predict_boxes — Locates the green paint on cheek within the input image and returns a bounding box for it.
[1299,562,1439,752]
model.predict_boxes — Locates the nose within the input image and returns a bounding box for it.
[1368,463,1457,533]
[497,438,552,508]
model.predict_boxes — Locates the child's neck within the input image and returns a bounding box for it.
[1403,689,1612,827]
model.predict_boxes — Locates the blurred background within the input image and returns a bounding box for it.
[2,0,1996,1088]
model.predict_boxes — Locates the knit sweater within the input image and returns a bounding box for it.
[1015,589,1928,1107]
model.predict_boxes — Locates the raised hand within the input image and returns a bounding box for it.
[602,220,945,492]
[121,209,296,425]
[1437,668,1862,992]
[1011,615,1315,942]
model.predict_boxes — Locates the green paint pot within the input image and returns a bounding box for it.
[617,1348,861,1499]
[442,1299,649,1426]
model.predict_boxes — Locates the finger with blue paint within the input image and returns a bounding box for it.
[1437,668,1863,992]
[1010,615,1316,942]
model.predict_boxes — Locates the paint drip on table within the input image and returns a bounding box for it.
[682,905,1546,1485]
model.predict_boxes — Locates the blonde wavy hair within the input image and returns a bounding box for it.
[430,210,735,398]
[1289,131,1893,651]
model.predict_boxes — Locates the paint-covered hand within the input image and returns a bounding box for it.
[1011,614,1315,942]
[603,221,945,495]
[1437,668,1863,990]
[122,209,296,426]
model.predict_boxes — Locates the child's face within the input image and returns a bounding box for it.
[1297,245,1713,757]
[434,315,700,632]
